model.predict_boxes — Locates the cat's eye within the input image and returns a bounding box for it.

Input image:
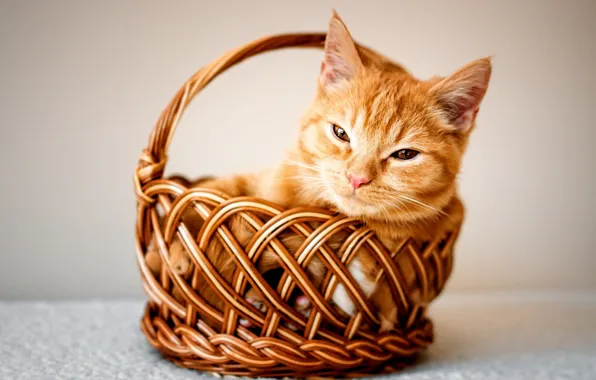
[331,124,350,143]
[391,149,419,160]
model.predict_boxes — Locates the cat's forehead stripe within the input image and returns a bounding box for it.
[343,108,353,131]
[362,89,403,140]
[354,96,401,146]
[382,105,394,126]
[371,89,392,124]
[388,120,404,144]
[350,108,367,149]
[354,109,366,131]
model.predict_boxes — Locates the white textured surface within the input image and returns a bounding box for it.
[1,293,595,380]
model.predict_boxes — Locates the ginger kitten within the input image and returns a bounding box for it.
[150,12,491,333]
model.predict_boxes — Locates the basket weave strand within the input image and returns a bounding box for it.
[134,33,459,377]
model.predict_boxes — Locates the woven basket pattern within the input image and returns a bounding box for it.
[134,33,459,378]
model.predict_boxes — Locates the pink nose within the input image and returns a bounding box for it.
[348,174,370,190]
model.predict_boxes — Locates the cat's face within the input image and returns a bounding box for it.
[299,75,461,221]
[295,14,491,223]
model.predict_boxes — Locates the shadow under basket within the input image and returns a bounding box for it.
[134,33,461,378]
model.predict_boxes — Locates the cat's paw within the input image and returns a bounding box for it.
[295,295,311,316]
[240,294,312,331]
[239,296,269,328]
[379,307,398,333]
[286,295,312,331]
[247,297,269,313]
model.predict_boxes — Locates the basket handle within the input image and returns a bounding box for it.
[134,32,398,203]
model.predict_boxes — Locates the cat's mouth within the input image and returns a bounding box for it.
[316,173,381,213]
[331,189,379,209]
[342,192,375,205]
[329,192,387,220]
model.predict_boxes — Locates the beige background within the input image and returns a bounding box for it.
[1,0,595,299]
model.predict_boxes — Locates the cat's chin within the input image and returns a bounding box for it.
[328,191,384,219]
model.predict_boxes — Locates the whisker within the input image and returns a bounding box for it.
[383,200,408,220]
[398,195,448,216]
[284,159,323,173]
[370,190,445,219]
[379,199,397,222]
[282,175,324,181]
[284,159,342,178]
[394,198,417,221]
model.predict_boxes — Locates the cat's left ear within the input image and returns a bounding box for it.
[320,11,363,90]
[431,57,492,133]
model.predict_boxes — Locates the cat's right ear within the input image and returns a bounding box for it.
[319,11,363,91]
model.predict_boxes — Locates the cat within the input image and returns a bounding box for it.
[148,11,491,333]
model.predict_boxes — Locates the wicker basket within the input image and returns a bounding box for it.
[134,33,460,378]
